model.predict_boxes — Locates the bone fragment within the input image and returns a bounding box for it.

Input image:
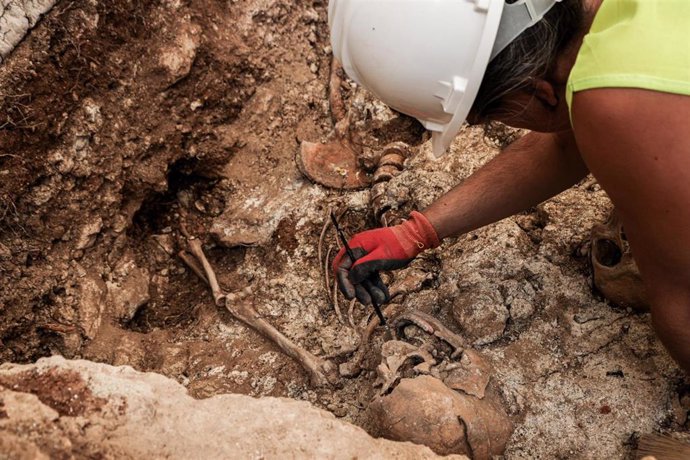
[187,238,224,307]
[297,139,370,190]
[374,340,437,395]
[178,251,208,284]
[227,296,338,388]
[318,207,332,277]
[393,311,466,359]
[591,209,649,311]
[332,277,344,325]
[180,236,338,387]
[370,375,513,458]
[378,152,406,170]
[373,165,402,184]
[442,349,492,399]
[347,298,357,329]
[324,245,333,302]
[328,58,347,124]
[339,304,401,378]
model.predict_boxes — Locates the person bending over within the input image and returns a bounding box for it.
[330,0,690,372]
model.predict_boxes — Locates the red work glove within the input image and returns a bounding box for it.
[333,211,440,305]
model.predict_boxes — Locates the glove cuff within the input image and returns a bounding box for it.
[392,211,441,258]
[408,211,441,249]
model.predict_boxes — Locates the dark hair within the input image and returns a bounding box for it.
[471,0,587,121]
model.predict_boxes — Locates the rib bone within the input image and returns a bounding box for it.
[393,310,466,359]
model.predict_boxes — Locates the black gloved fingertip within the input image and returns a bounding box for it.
[354,284,372,306]
[369,286,387,306]
[371,274,390,303]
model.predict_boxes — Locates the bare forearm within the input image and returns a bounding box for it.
[423,130,588,240]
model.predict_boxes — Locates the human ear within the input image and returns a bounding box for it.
[533,78,559,108]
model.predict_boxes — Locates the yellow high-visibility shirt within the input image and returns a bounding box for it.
[566,0,690,113]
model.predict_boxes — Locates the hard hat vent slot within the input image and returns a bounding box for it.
[473,0,491,12]
[436,77,469,115]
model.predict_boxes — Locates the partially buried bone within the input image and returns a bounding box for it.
[438,349,492,399]
[370,142,413,226]
[381,310,491,399]
[369,375,513,459]
[393,310,465,359]
[374,340,436,395]
[370,312,512,458]
[180,237,338,387]
[591,209,649,311]
[339,303,402,378]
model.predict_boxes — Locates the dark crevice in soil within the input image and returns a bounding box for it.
[130,157,218,237]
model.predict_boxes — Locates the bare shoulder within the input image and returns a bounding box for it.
[570,88,690,287]
[569,88,690,196]
[571,88,690,147]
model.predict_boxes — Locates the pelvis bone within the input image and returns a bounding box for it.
[591,210,650,311]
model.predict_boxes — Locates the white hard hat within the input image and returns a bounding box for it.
[329,0,563,157]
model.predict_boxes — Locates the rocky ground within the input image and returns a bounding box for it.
[0,0,688,458]
[0,356,465,459]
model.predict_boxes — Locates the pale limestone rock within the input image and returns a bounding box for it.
[0,0,57,63]
[156,18,201,87]
[451,283,509,346]
[211,180,326,248]
[0,357,467,459]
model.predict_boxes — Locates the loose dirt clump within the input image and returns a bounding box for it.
[0,0,688,458]
[0,367,107,416]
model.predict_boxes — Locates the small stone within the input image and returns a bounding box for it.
[153,234,175,255]
[75,217,103,250]
[177,190,194,208]
[112,214,129,234]
[509,297,535,321]
[107,253,151,322]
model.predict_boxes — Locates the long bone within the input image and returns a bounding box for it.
[180,236,339,388]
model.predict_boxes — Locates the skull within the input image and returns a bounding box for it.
[590,210,649,311]
[368,375,513,459]
[367,311,513,459]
